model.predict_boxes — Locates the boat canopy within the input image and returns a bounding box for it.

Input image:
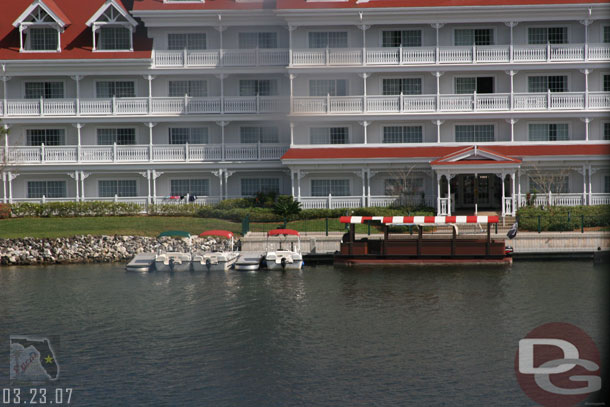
[199,230,234,239]
[267,229,300,237]
[340,215,499,225]
[158,230,191,238]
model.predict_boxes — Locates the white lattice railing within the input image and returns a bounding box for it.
[298,195,364,209]
[154,49,288,67]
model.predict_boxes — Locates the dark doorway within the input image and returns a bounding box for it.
[477,77,494,93]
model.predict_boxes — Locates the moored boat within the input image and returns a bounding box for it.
[155,231,193,272]
[264,229,304,271]
[192,230,239,271]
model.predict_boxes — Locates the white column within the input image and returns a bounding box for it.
[218,74,225,115]
[581,19,591,61]
[4,124,10,160]
[511,172,516,216]
[367,170,371,206]
[7,171,14,203]
[288,26,296,66]
[501,173,506,216]
[290,171,295,197]
[361,168,366,206]
[433,72,443,111]
[73,123,83,163]
[216,18,225,67]
[517,169,521,209]
[147,122,156,161]
[434,120,443,143]
[289,74,295,114]
[71,75,82,116]
[216,121,227,161]
[146,169,151,204]
[581,117,590,141]
[507,118,516,142]
[2,172,6,203]
[146,75,154,115]
[223,170,230,199]
[152,169,157,203]
[289,122,294,146]
[2,72,11,117]
[19,26,25,52]
[447,174,452,216]
[216,169,224,201]
[588,163,592,205]
[92,25,97,51]
[582,164,587,205]
[436,172,441,215]
[360,121,369,144]
[360,73,368,113]
[506,70,516,111]
[74,171,79,202]
[433,23,443,64]
[581,69,590,110]
[297,169,302,201]
[80,171,87,201]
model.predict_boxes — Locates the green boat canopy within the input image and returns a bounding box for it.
[158,230,191,238]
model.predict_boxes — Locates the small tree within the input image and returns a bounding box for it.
[0,122,7,171]
[273,195,302,220]
[527,165,573,206]
[386,165,419,207]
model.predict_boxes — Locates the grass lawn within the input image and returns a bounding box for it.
[0,217,243,239]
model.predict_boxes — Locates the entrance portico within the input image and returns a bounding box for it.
[431,146,520,216]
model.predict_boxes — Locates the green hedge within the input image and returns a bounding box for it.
[10,202,143,217]
[517,205,610,231]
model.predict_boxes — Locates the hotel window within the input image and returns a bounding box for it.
[383,126,423,143]
[25,82,64,99]
[311,180,350,196]
[454,29,493,46]
[528,76,567,92]
[96,81,135,98]
[27,181,66,198]
[240,127,279,143]
[99,180,137,197]
[604,123,610,141]
[455,77,494,94]
[169,128,208,144]
[308,32,348,48]
[168,33,206,50]
[605,176,610,194]
[528,124,569,141]
[529,176,568,194]
[382,78,422,95]
[384,178,424,195]
[169,80,207,97]
[99,27,130,50]
[604,75,610,92]
[170,179,209,196]
[455,125,495,142]
[239,80,277,96]
[382,30,422,47]
[241,178,280,195]
[238,32,278,49]
[309,80,347,96]
[97,128,136,145]
[310,127,348,144]
[26,129,65,146]
[28,27,58,51]
[604,27,610,43]
[528,27,568,44]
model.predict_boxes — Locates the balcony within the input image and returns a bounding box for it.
[291,92,610,114]
[291,43,610,66]
[154,49,290,68]
[3,143,289,164]
[0,96,289,117]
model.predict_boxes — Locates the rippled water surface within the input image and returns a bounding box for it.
[0,262,607,406]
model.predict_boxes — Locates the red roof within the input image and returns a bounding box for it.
[276,0,608,10]
[133,0,276,11]
[281,144,610,160]
[42,0,71,26]
[0,0,152,61]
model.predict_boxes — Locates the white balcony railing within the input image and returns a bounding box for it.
[291,92,610,114]
[0,96,289,117]
[5,143,288,164]
[154,49,289,67]
[291,43,610,66]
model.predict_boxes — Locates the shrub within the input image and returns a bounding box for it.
[517,205,610,231]
[273,195,302,219]
[10,201,143,217]
[0,203,10,219]
[148,204,204,217]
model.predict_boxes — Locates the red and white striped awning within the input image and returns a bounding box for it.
[339,216,499,225]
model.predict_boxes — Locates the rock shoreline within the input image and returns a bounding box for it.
[0,235,231,266]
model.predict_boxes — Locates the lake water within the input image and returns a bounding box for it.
[0,262,607,406]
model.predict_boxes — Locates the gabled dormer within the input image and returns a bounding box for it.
[86,0,138,52]
[12,0,70,52]
[430,146,522,167]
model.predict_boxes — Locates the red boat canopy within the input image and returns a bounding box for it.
[199,230,234,239]
[340,216,499,225]
[267,229,300,237]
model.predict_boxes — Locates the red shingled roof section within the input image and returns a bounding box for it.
[42,0,72,25]
[276,0,609,10]
[281,144,610,160]
[133,0,276,11]
[0,0,152,60]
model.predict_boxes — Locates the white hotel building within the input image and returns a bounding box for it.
[1,0,609,216]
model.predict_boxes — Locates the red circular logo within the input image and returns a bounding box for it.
[515,322,601,407]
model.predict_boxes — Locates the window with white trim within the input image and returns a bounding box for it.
[382,78,422,95]
[169,128,208,144]
[310,127,348,144]
[99,180,137,197]
[308,32,348,48]
[454,29,493,46]
[26,129,65,146]
[91,5,135,51]
[169,80,207,97]
[384,178,424,195]
[383,126,423,143]
[382,30,422,47]
[99,26,130,50]
[528,76,567,92]
[16,5,64,52]
[96,81,135,98]
[240,127,279,143]
[528,123,569,141]
[241,178,280,195]
[455,77,494,94]
[309,80,347,96]
[311,179,350,196]
[25,82,64,99]
[97,128,136,145]
[238,32,278,49]
[239,80,277,96]
[170,179,209,196]
[168,33,206,50]
[28,27,59,51]
[455,125,495,142]
[604,123,610,141]
[529,176,568,194]
[528,27,568,44]
[27,181,66,198]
